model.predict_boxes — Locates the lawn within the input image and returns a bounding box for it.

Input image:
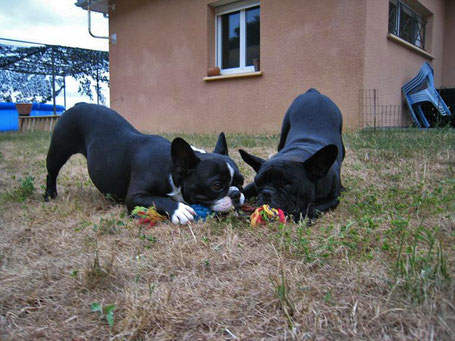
[0,129,454,340]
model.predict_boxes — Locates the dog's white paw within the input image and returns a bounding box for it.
[171,203,195,225]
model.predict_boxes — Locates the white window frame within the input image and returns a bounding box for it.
[215,0,260,75]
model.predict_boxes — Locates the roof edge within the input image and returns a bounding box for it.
[74,0,110,14]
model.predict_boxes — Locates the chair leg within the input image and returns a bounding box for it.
[415,105,430,128]
[408,105,422,128]
[404,96,422,128]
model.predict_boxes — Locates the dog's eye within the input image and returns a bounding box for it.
[211,182,223,191]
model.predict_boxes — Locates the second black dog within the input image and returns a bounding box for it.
[240,88,345,220]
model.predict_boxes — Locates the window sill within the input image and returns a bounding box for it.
[387,33,434,60]
[203,71,263,81]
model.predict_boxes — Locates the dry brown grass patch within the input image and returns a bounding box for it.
[0,130,454,340]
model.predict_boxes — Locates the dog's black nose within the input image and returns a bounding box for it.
[228,187,245,207]
[229,190,241,200]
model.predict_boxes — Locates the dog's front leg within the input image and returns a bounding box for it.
[126,191,195,225]
[243,182,257,200]
[307,197,340,218]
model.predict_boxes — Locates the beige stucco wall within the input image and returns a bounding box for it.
[108,0,451,133]
[109,0,367,133]
[442,0,455,87]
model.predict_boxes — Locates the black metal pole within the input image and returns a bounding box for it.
[63,76,66,109]
[96,68,100,104]
[51,47,56,115]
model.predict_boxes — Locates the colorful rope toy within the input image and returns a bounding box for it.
[132,204,284,226]
[250,204,286,227]
[132,206,166,227]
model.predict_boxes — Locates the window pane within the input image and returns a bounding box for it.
[388,1,397,35]
[221,11,240,69]
[393,1,426,49]
[399,6,414,44]
[415,20,424,48]
[246,6,260,66]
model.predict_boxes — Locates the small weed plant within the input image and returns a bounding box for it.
[2,176,35,203]
[90,302,116,329]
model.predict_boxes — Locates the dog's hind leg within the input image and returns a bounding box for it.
[44,128,83,202]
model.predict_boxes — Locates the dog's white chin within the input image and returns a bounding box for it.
[210,196,234,212]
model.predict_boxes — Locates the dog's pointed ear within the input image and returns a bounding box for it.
[303,144,338,181]
[171,137,200,172]
[213,132,228,155]
[239,149,266,173]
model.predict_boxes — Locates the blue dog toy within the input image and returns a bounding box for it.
[191,204,214,221]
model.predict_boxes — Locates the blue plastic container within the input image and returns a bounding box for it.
[0,102,65,132]
[0,103,19,131]
[30,103,66,116]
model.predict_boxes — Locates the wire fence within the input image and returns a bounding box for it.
[359,88,454,129]
[360,89,409,129]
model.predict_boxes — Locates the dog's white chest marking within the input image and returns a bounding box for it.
[167,174,184,202]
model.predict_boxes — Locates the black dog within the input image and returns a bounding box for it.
[239,88,345,220]
[44,103,244,224]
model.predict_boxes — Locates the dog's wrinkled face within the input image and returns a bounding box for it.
[239,145,338,218]
[171,133,244,212]
[253,160,314,216]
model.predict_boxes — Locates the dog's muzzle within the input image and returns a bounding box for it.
[228,186,245,207]
[210,186,245,212]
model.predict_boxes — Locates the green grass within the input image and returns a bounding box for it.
[0,128,454,339]
[1,175,36,203]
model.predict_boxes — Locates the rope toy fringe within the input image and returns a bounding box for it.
[132,206,166,227]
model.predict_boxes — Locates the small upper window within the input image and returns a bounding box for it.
[389,0,426,49]
[216,1,260,74]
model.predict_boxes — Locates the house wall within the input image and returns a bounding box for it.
[108,0,451,133]
[363,0,450,110]
[442,0,455,87]
[109,0,367,133]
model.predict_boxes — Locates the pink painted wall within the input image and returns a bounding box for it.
[108,0,453,133]
[442,0,455,87]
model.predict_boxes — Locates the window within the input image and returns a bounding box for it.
[389,0,426,49]
[216,1,260,74]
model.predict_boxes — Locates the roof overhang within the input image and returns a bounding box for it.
[75,0,110,15]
